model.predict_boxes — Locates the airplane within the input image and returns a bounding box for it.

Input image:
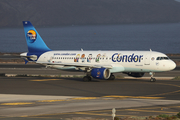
[20,21,176,82]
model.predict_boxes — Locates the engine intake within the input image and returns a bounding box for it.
[91,68,111,79]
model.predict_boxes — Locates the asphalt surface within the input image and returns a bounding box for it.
[0,77,180,119]
[0,64,180,119]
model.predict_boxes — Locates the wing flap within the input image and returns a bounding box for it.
[36,62,113,69]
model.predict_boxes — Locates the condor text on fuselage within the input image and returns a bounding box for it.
[112,53,143,62]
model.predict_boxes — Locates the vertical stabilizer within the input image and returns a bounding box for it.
[23,21,51,53]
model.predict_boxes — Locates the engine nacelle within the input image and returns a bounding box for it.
[91,68,111,79]
[125,72,145,78]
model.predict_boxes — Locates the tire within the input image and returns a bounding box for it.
[87,76,92,81]
[83,76,91,82]
[108,74,115,80]
[150,78,156,82]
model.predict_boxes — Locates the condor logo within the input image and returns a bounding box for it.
[27,30,37,43]
[112,53,143,62]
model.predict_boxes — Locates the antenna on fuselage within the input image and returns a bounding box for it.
[81,48,83,51]
[150,49,152,51]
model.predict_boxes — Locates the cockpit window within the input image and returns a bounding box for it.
[156,57,169,60]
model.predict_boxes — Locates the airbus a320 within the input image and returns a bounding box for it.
[20,21,176,82]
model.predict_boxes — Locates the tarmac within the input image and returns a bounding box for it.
[0,63,180,119]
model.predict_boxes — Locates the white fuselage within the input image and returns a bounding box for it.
[21,21,176,81]
[35,50,176,73]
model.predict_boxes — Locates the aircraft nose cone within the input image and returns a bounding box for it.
[169,61,176,70]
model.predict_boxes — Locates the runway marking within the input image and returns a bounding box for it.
[37,99,65,102]
[72,111,135,117]
[13,104,180,118]
[71,97,99,100]
[125,109,178,114]
[102,95,164,99]
[0,102,34,105]
[30,79,63,81]
[147,90,180,96]
[135,105,180,110]
[0,95,166,106]
[145,83,180,97]
[22,111,136,118]
[30,80,180,100]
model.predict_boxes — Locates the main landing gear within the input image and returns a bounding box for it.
[83,76,92,82]
[108,73,115,80]
[82,73,115,81]
[149,72,156,82]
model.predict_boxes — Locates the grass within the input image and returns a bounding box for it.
[155,114,178,120]
[114,112,180,120]
[173,76,180,80]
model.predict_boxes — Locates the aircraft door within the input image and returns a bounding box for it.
[47,53,53,63]
[144,54,150,65]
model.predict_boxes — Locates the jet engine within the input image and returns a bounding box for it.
[125,72,145,77]
[91,68,111,79]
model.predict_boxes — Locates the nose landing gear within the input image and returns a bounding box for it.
[149,72,156,82]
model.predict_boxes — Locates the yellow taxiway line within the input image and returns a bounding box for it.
[0,102,34,105]
[103,95,164,99]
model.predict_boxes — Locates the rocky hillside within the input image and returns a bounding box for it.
[1,0,180,27]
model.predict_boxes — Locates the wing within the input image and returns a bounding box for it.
[36,61,113,69]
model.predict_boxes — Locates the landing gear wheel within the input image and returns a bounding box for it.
[150,77,156,82]
[83,76,91,82]
[108,74,115,80]
[149,72,156,82]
